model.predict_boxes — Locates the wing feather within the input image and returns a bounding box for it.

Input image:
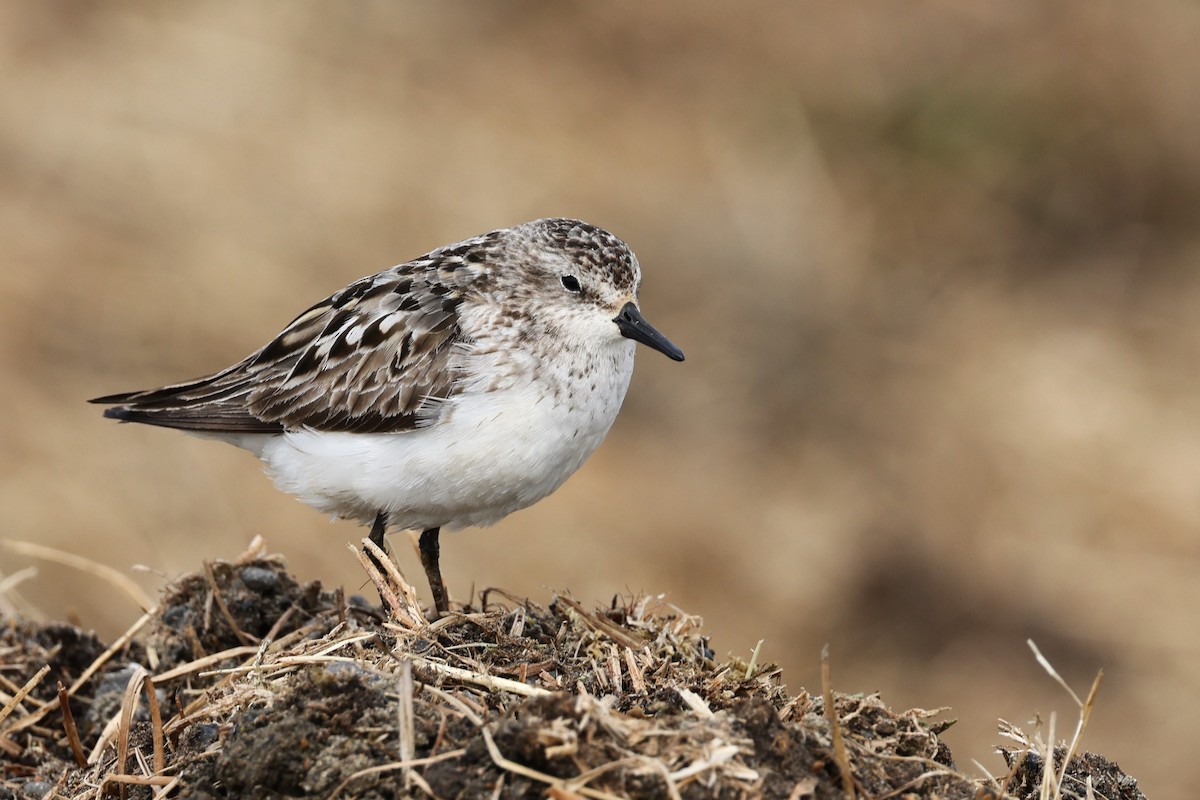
[91,259,476,435]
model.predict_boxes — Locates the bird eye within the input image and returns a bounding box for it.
[560,275,582,293]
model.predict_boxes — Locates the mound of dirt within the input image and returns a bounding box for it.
[0,544,1145,799]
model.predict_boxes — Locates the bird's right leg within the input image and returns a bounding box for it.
[368,510,388,554]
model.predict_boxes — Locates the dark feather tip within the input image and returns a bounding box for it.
[102,406,136,421]
[90,392,136,405]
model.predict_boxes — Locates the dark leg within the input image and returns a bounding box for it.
[364,513,388,568]
[368,510,388,549]
[364,511,390,594]
[419,527,449,618]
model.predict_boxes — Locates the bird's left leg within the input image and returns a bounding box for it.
[419,528,449,618]
[363,510,391,605]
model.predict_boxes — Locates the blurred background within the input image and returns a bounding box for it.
[2,2,1197,796]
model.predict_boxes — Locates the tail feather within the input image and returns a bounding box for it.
[88,362,245,407]
[94,382,283,434]
[90,390,146,405]
[101,404,281,433]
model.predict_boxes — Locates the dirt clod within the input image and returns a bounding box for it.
[1001,747,1147,800]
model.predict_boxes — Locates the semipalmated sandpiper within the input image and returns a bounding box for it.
[92,218,684,616]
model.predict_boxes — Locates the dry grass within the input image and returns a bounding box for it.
[988,642,1110,800]
[0,543,1146,799]
[0,545,960,798]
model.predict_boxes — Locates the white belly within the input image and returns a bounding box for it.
[252,357,633,531]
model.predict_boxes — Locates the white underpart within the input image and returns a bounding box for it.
[225,337,638,531]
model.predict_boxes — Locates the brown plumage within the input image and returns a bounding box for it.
[90,235,499,434]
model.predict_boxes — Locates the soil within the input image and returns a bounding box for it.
[0,549,1148,799]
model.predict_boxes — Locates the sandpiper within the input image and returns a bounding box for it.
[92,218,684,616]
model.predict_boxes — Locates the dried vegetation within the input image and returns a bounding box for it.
[1,542,1145,799]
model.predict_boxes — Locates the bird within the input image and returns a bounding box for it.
[91,218,684,617]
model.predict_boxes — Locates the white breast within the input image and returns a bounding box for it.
[254,340,637,531]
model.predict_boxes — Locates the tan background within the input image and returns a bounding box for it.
[2,3,1197,797]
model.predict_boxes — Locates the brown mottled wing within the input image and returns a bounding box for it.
[92,263,470,435]
[247,270,465,432]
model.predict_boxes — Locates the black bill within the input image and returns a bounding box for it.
[614,302,685,362]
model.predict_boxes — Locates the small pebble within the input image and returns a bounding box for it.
[240,566,279,592]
